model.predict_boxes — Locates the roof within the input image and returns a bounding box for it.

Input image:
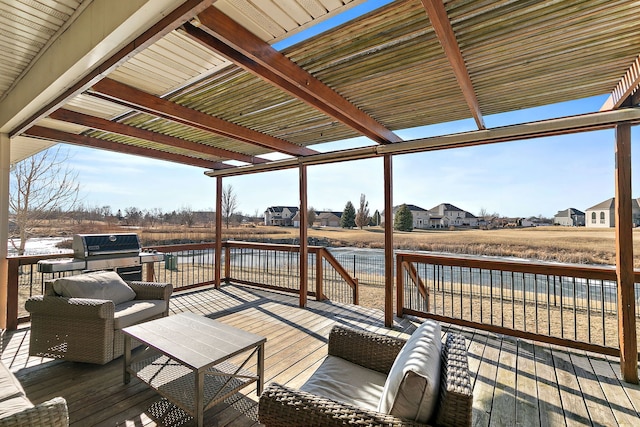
[586,198,640,211]
[429,203,465,213]
[555,208,585,217]
[393,204,427,213]
[266,206,298,213]
[3,0,640,171]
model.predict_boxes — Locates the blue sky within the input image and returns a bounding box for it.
[59,1,639,219]
[64,94,637,219]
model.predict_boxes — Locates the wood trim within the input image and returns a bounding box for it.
[299,165,308,307]
[185,8,402,144]
[6,258,19,330]
[207,108,640,178]
[614,123,638,383]
[10,0,215,137]
[24,126,230,169]
[601,55,640,111]
[420,0,485,130]
[49,109,266,164]
[90,78,316,157]
[384,154,394,327]
[215,177,222,289]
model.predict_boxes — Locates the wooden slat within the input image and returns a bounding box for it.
[185,7,402,144]
[49,108,267,164]
[601,55,640,111]
[23,125,231,169]
[90,78,317,157]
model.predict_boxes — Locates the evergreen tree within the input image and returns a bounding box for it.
[370,209,381,226]
[394,204,413,231]
[340,201,356,228]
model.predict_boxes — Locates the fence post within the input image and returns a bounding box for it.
[396,254,404,317]
[224,245,231,284]
[316,249,324,301]
[6,258,19,330]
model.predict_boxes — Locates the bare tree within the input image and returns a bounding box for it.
[307,207,317,228]
[9,147,80,255]
[222,184,238,228]
[355,193,370,229]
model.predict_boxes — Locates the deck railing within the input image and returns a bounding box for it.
[6,241,359,328]
[7,243,639,357]
[223,241,358,303]
[396,252,640,356]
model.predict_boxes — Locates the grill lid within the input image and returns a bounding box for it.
[73,233,141,258]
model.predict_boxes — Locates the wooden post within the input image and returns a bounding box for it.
[316,249,323,301]
[384,154,394,327]
[614,123,638,384]
[215,177,222,289]
[0,133,9,330]
[299,165,308,307]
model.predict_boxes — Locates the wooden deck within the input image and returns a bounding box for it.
[2,284,639,426]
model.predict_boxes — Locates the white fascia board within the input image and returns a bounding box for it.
[0,0,185,133]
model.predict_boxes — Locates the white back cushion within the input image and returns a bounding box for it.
[53,271,136,305]
[377,320,442,423]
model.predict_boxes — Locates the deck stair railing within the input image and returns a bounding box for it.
[397,252,640,357]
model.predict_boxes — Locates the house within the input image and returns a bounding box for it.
[554,208,585,226]
[585,198,640,228]
[381,204,431,229]
[315,211,342,227]
[382,203,478,229]
[264,206,299,226]
[427,203,478,228]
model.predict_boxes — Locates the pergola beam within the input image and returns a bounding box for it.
[24,126,231,169]
[49,109,266,165]
[89,78,316,157]
[206,108,640,178]
[184,7,402,144]
[601,55,640,111]
[421,0,485,130]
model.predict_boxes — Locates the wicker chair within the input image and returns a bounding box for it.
[259,325,473,427]
[25,275,173,365]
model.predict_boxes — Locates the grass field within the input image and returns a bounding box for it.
[32,220,638,267]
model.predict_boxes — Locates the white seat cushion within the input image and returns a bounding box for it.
[300,355,387,411]
[377,320,442,423]
[113,300,166,329]
[0,395,33,418]
[53,271,136,305]
[0,362,25,402]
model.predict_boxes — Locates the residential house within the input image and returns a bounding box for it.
[264,206,299,226]
[585,198,640,228]
[427,203,478,228]
[554,208,585,226]
[381,204,431,229]
[315,211,342,227]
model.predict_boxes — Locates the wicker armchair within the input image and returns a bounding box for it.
[0,360,68,427]
[259,325,473,427]
[26,276,173,365]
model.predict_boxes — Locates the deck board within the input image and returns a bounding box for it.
[2,284,640,426]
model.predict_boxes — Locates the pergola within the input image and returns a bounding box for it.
[1,0,639,382]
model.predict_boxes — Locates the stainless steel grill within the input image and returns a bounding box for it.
[38,233,164,276]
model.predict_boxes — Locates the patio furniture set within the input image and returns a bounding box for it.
[6,271,473,426]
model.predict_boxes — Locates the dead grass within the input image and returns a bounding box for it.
[35,220,638,267]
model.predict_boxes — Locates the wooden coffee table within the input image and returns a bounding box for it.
[123,312,266,426]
